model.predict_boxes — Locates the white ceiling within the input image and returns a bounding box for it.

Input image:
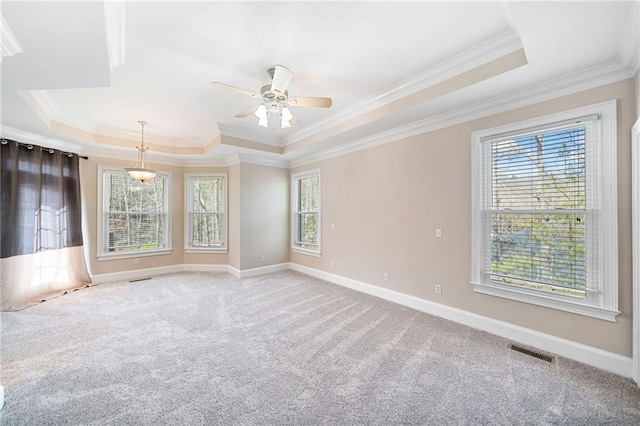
[1,1,638,166]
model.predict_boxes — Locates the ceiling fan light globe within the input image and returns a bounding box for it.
[257,117,268,128]
[281,107,293,121]
[254,104,267,119]
[281,119,292,130]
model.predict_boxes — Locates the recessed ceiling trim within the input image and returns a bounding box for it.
[617,1,639,74]
[81,144,231,168]
[1,14,23,60]
[289,59,632,169]
[282,30,524,147]
[220,135,282,155]
[217,123,281,146]
[499,2,519,36]
[19,89,213,149]
[103,2,125,70]
[284,47,527,155]
[0,124,231,168]
[19,90,59,121]
[225,153,289,169]
[1,124,82,152]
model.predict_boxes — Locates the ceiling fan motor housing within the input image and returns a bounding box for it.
[260,84,288,101]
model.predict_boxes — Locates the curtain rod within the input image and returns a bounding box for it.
[1,139,89,160]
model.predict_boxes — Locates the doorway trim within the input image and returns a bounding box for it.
[632,117,640,385]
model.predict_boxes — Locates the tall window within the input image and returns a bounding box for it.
[292,169,320,255]
[98,167,171,258]
[471,101,618,321]
[185,174,226,251]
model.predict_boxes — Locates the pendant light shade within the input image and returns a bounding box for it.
[125,120,156,182]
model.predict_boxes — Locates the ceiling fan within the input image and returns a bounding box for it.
[211,65,332,130]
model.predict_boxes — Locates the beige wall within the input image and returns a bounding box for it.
[80,157,288,276]
[227,163,241,269]
[80,159,233,275]
[239,163,289,270]
[291,78,636,357]
[80,156,186,276]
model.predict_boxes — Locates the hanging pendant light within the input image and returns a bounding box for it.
[125,120,156,182]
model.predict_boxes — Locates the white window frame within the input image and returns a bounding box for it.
[291,168,321,257]
[470,100,618,321]
[97,165,172,260]
[184,173,228,253]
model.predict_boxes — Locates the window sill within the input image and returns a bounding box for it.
[471,281,619,322]
[185,248,228,254]
[291,247,321,257]
[97,249,173,261]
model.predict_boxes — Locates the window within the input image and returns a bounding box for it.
[471,101,618,321]
[97,166,171,259]
[185,174,227,251]
[292,169,321,255]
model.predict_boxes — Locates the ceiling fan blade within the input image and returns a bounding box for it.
[211,82,260,98]
[287,97,332,108]
[235,104,260,118]
[270,64,293,95]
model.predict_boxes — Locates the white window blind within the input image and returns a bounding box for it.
[293,171,320,252]
[471,101,618,320]
[480,116,600,298]
[186,175,225,249]
[103,170,168,253]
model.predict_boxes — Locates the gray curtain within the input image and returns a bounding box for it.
[1,140,91,310]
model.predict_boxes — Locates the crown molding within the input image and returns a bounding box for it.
[1,124,82,152]
[217,123,281,147]
[0,124,231,168]
[499,2,519,37]
[225,153,289,169]
[618,1,640,75]
[1,14,23,60]
[20,89,211,148]
[83,144,231,168]
[282,30,524,147]
[179,156,231,168]
[103,2,125,70]
[22,90,60,119]
[290,58,633,169]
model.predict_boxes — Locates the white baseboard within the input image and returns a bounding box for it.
[90,265,184,284]
[289,263,633,379]
[182,264,228,273]
[230,262,290,279]
[227,265,241,278]
[91,262,290,283]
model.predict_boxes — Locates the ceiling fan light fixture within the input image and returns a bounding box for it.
[254,104,267,119]
[281,106,293,122]
[212,64,332,132]
[124,120,157,182]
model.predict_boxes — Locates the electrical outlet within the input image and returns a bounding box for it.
[435,284,442,295]
[331,261,335,269]
[261,255,265,262]
[383,272,389,281]
[435,228,442,238]
[331,223,335,230]
[134,258,140,265]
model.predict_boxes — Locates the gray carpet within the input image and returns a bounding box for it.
[1,271,639,425]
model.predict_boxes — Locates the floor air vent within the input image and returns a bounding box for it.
[508,343,555,363]
[129,277,151,283]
